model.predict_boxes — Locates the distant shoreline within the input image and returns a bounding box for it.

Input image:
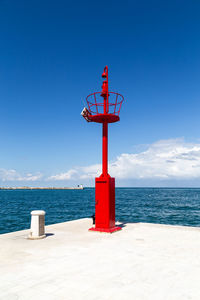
[0,186,84,190]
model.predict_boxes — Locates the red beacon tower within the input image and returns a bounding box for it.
[81,66,124,233]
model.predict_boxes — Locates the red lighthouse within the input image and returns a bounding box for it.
[81,66,124,233]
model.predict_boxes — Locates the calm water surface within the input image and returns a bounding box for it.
[1,188,200,234]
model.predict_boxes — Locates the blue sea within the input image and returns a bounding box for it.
[1,188,200,234]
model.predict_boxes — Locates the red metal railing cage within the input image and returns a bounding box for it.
[86,91,124,116]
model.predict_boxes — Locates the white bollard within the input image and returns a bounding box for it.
[28,210,46,239]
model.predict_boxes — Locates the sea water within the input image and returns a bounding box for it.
[0,188,200,234]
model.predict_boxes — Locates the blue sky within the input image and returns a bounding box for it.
[0,0,200,187]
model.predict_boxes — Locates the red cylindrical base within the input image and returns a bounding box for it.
[89,174,121,233]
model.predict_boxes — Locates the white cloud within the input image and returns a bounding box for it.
[3,138,200,185]
[0,169,43,182]
[48,138,200,181]
[80,164,101,179]
[48,169,78,180]
[108,138,200,179]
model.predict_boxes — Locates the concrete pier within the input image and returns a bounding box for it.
[0,218,200,299]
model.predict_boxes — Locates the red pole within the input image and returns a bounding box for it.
[106,66,109,114]
[102,121,108,175]
[102,66,108,176]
